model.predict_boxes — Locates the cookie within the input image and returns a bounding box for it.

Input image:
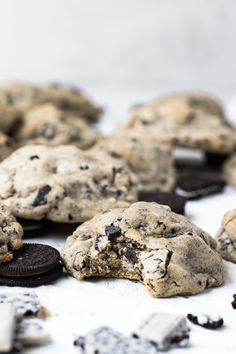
[0,303,16,353]
[17,218,51,238]
[0,202,23,264]
[62,201,224,297]
[126,93,236,155]
[176,173,225,200]
[187,314,223,330]
[0,104,21,134]
[15,103,101,149]
[0,132,14,162]
[0,145,137,223]
[89,129,175,192]
[132,312,189,350]
[0,292,43,318]
[74,326,159,354]
[0,83,101,123]
[0,263,63,287]
[0,243,60,277]
[138,191,186,214]
[216,209,236,263]
[16,318,50,346]
[224,153,236,187]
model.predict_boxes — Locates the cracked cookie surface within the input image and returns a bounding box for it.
[216,209,236,263]
[15,104,101,149]
[126,93,235,154]
[88,130,175,192]
[62,201,224,297]
[0,145,137,222]
[0,202,23,263]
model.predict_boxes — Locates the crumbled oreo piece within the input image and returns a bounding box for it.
[187,314,224,329]
[17,218,52,238]
[138,191,186,215]
[0,263,63,287]
[132,312,189,351]
[176,173,226,200]
[0,303,16,352]
[33,185,51,207]
[105,225,122,239]
[16,318,50,346]
[0,292,41,318]
[74,326,159,354]
[231,294,236,309]
[0,243,61,277]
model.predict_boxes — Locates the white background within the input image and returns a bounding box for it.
[0,1,236,353]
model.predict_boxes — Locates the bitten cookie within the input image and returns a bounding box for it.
[0,202,23,263]
[62,201,224,297]
[216,209,236,263]
[88,130,175,192]
[15,103,101,149]
[0,83,101,123]
[126,93,236,155]
[0,145,137,222]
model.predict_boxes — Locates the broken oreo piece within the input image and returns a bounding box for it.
[105,225,122,239]
[138,191,186,215]
[17,218,52,238]
[0,263,63,287]
[231,294,236,309]
[0,243,61,277]
[176,173,226,200]
[187,314,224,330]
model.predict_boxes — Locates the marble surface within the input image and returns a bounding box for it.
[1,88,236,354]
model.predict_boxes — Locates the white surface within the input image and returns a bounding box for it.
[0,0,236,93]
[0,90,235,353]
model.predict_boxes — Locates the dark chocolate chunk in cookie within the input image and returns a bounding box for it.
[176,173,226,200]
[231,294,236,309]
[17,218,52,238]
[138,191,186,215]
[105,225,122,239]
[0,243,61,277]
[33,185,51,207]
[0,264,63,287]
[187,314,224,329]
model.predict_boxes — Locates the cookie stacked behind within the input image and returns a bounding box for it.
[126,92,236,159]
[0,83,102,162]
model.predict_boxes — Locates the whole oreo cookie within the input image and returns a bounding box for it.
[176,173,226,200]
[0,264,63,287]
[138,191,186,215]
[0,243,61,277]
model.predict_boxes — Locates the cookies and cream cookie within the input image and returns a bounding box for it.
[15,103,101,149]
[0,145,137,222]
[216,209,236,263]
[126,93,236,154]
[62,201,224,297]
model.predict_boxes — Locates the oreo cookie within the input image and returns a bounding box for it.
[138,191,186,215]
[176,173,226,200]
[0,243,62,287]
[205,153,228,169]
[0,264,63,288]
[17,218,51,238]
